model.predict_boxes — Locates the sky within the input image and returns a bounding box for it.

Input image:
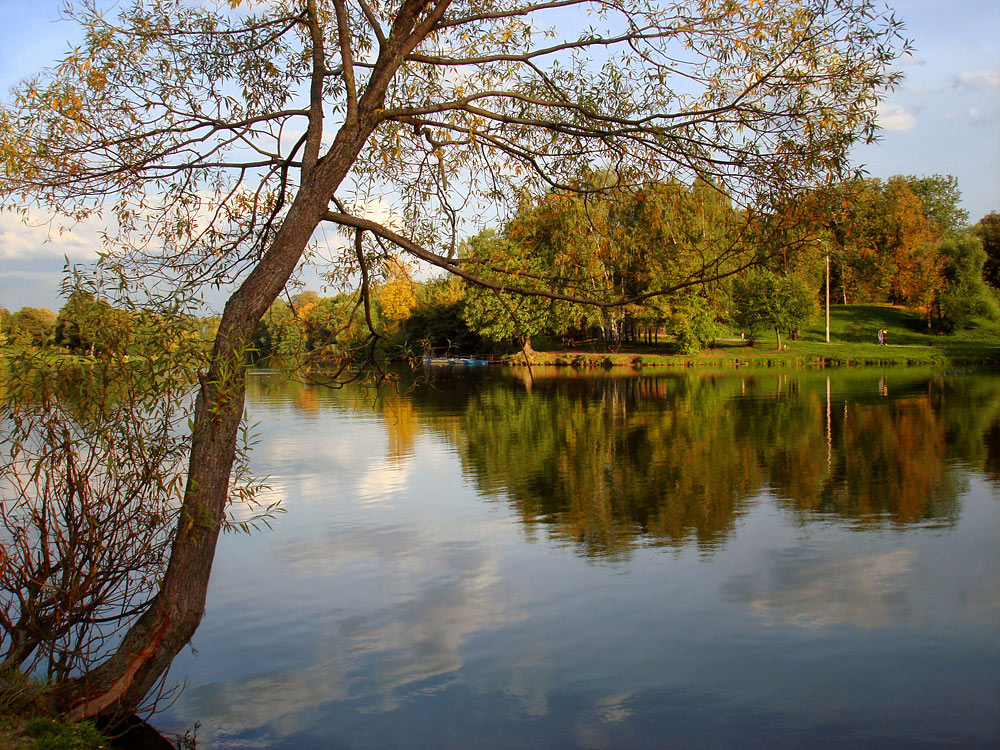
[0,0,998,313]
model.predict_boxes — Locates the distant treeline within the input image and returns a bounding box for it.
[247,172,1000,358]
[0,290,216,356]
[3,173,998,359]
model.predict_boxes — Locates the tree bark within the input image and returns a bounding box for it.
[55,78,395,728]
[50,0,457,717]
[57,186,337,719]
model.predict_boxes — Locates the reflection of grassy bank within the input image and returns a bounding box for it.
[506,305,1000,367]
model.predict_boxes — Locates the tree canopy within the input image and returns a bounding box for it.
[4,307,57,348]
[904,174,969,234]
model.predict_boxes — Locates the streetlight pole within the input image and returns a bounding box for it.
[825,246,830,343]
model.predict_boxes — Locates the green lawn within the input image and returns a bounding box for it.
[792,304,1000,364]
[513,304,1000,367]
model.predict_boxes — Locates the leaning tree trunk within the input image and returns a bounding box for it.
[58,369,247,720]
[55,191,326,720]
[54,122,380,721]
[47,0,468,718]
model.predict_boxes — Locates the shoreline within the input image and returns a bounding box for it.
[495,341,1000,369]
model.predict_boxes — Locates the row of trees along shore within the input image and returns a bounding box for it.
[5,175,997,360]
[10,174,994,361]
[250,173,1000,357]
[0,0,959,728]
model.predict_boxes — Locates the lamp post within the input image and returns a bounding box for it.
[825,246,830,343]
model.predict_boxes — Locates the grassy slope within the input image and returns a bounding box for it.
[511,304,1000,367]
[0,670,109,750]
[794,304,1000,364]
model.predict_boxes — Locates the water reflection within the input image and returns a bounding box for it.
[164,367,1000,749]
[247,368,995,558]
[183,528,514,742]
[723,547,917,629]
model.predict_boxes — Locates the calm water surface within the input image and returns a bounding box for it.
[159,367,1000,749]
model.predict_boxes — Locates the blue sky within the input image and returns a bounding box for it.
[1,0,998,313]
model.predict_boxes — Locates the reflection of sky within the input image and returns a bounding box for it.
[158,373,1000,749]
[180,535,514,741]
[725,547,917,629]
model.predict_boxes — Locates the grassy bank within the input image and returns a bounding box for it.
[0,670,109,750]
[504,304,1000,368]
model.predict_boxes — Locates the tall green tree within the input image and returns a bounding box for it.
[904,174,969,234]
[974,212,1000,288]
[0,0,906,720]
[730,269,817,349]
[611,178,744,345]
[0,305,11,347]
[668,293,725,354]
[7,307,57,348]
[55,290,133,355]
[462,229,580,352]
[477,177,744,349]
[936,234,1000,330]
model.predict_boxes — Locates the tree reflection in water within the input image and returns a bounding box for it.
[246,367,1000,558]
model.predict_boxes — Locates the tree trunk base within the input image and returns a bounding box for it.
[102,714,176,750]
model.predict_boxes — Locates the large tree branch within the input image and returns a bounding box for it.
[332,0,360,126]
[321,210,757,307]
[434,0,586,31]
[357,0,387,48]
[407,25,671,66]
[303,0,327,173]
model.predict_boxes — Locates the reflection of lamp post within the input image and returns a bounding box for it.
[827,376,832,471]
[825,245,831,343]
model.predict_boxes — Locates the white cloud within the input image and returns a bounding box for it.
[877,103,916,132]
[0,210,103,261]
[350,196,399,228]
[958,70,1000,91]
[174,533,518,738]
[969,106,983,121]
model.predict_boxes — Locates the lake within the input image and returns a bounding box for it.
[158,366,1000,749]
